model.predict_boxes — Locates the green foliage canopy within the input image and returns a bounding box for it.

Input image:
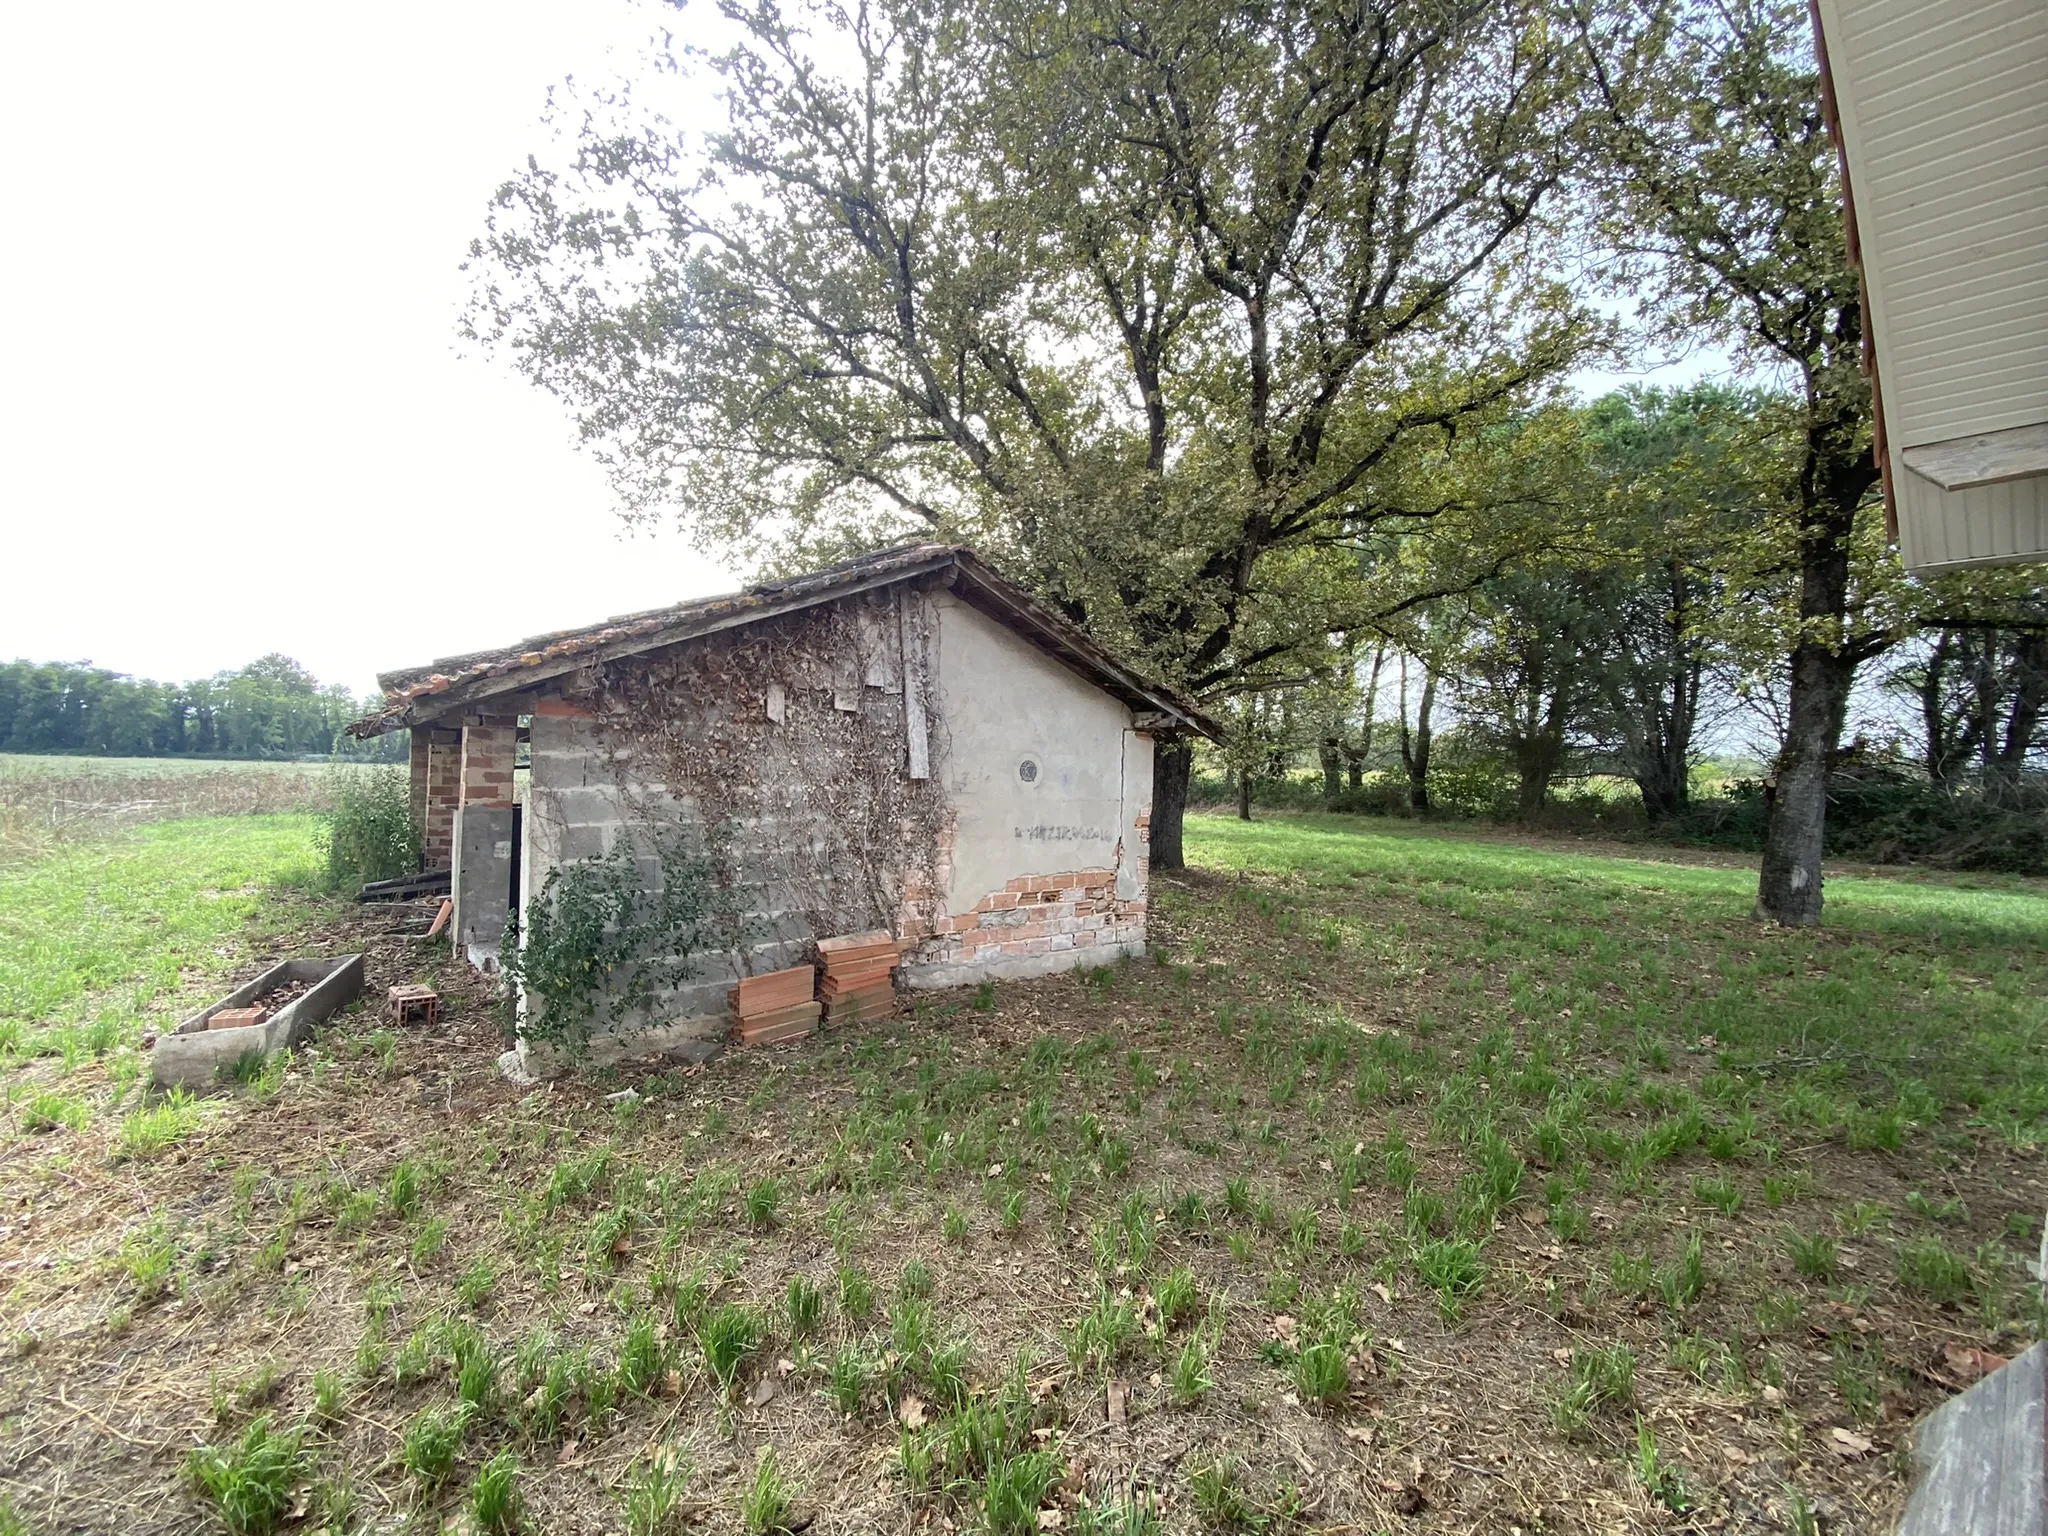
[467,0,1609,699]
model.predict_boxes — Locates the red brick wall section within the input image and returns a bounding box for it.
[422,727,463,872]
[460,714,519,810]
[407,730,431,856]
[901,812,1150,970]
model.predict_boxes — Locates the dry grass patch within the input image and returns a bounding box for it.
[1,812,2044,1534]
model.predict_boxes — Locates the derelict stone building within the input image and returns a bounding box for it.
[349,545,1215,1072]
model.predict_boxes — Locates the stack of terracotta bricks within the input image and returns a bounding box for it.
[817,930,900,1022]
[731,965,820,1046]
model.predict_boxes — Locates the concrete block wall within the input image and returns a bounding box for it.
[519,712,778,1073]
[453,712,520,968]
[502,582,1159,1071]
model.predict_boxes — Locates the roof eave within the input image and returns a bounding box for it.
[346,544,1222,744]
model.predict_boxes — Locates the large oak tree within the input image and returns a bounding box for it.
[1577,0,1900,924]
[467,0,1603,865]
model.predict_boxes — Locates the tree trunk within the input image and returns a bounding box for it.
[1920,631,1954,785]
[1636,748,1689,822]
[1753,376,1881,928]
[1989,632,2046,806]
[1318,738,1343,805]
[1347,645,1385,792]
[1756,558,1858,924]
[1515,741,1554,818]
[1151,738,1192,872]
[1237,768,1253,820]
[1400,660,1436,813]
[1635,571,1699,822]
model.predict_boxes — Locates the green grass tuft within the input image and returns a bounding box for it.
[183,1415,308,1536]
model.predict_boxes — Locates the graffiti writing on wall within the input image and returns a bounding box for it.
[1014,824,1114,843]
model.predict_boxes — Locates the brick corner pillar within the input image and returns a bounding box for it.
[422,726,464,874]
[407,729,431,858]
[453,714,520,969]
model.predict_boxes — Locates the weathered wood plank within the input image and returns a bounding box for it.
[1902,422,2048,493]
[1896,1342,2043,1536]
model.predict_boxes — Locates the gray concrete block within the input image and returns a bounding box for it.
[903,940,1141,991]
[1897,1343,2044,1536]
[153,955,365,1091]
[549,785,627,828]
[456,806,516,968]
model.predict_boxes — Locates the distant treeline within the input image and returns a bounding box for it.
[0,655,404,761]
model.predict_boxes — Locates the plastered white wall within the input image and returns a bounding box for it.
[930,592,1147,912]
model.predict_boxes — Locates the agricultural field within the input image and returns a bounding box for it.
[1,813,2045,1534]
[0,756,370,869]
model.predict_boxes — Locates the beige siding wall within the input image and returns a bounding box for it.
[1818,0,2048,568]
[1896,467,2048,571]
[1822,0,2048,444]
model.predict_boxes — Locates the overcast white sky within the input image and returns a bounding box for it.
[0,2,733,699]
[0,5,1716,700]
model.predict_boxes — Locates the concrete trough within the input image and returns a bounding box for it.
[152,955,366,1091]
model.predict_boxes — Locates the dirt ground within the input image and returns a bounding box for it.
[2,831,2044,1535]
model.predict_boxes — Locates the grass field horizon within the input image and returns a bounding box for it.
[2,810,2044,1533]
[0,753,390,776]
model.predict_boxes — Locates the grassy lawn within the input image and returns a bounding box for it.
[0,758,352,868]
[0,817,325,1050]
[1,812,2044,1535]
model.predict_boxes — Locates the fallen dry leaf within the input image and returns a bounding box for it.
[899,1394,928,1429]
[1269,1315,1299,1345]
[1370,1283,1394,1307]
[748,1376,779,1408]
[1037,1510,1064,1530]
[1342,1424,1375,1446]
[1830,1427,1874,1459]
[1107,1377,1129,1427]
[1941,1343,2008,1386]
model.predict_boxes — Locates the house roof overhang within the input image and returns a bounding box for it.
[1810,0,2048,572]
[347,544,1223,742]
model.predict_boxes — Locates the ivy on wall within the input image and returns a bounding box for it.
[499,834,723,1052]
[582,593,950,969]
